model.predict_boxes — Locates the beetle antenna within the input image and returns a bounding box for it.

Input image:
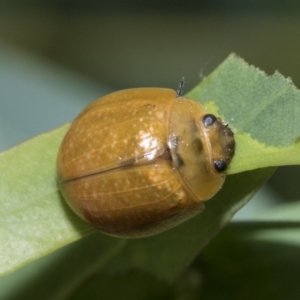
[176,77,185,97]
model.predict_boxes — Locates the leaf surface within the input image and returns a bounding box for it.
[1,54,299,279]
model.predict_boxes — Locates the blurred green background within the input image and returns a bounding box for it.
[0,1,300,299]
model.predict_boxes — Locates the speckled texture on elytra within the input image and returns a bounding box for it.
[60,161,196,236]
[58,89,172,180]
[57,88,235,237]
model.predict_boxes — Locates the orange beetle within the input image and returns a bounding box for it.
[57,82,235,238]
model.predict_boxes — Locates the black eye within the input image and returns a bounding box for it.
[203,114,217,127]
[214,160,227,172]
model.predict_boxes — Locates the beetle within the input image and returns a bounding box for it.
[57,81,235,238]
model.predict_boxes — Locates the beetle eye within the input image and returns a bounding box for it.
[214,160,227,172]
[203,114,217,127]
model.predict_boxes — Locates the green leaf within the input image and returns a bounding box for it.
[0,125,95,276]
[0,233,126,300]
[0,54,299,280]
[188,54,300,174]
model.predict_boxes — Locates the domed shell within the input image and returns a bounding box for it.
[57,88,235,238]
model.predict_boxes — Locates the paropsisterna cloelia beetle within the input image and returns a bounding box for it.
[57,79,235,238]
